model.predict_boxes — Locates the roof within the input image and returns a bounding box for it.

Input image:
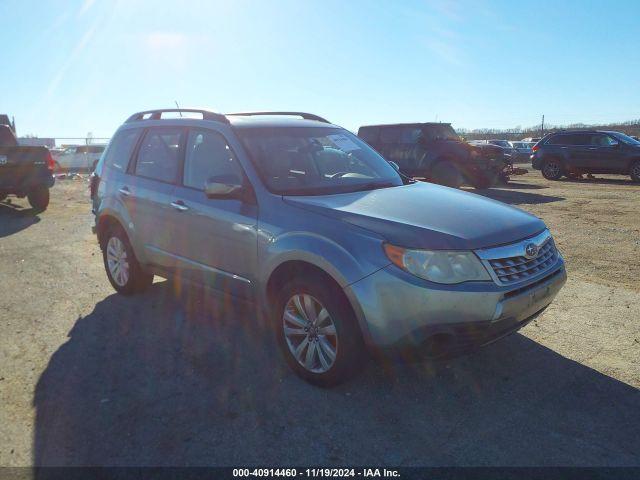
[123,109,335,129]
[359,122,452,129]
[227,115,335,129]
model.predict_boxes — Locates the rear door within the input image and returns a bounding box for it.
[126,126,185,270]
[554,133,589,169]
[168,127,258,298]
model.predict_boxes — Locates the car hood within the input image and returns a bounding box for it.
[284,182,546,250]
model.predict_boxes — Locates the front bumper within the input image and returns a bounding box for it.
[344,258,566,349]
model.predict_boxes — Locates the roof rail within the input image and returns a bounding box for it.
[125,108,229,124]
[226,111,330,124]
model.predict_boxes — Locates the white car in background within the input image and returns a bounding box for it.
[52,145,106,171]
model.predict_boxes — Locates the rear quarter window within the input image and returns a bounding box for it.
[101,128,142,172]
[358,127,379,144]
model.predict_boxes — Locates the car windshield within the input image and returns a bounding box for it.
[423,124,460,141]
[609,131,640,145]
[491,140,511,148]
[237,126,403,195]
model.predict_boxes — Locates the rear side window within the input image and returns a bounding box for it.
[135,128,184,183]
[183,129,243,190]
[102,128,142,172]
[379,127,402,144]
[547,133,590,145]
[358,127,379,144]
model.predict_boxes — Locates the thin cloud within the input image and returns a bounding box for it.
[46,23,98,96]
[78,0,96,17]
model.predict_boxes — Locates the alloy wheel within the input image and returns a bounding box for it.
[283,294,338,374]
[543,161,560,178]
[106,237,129,287]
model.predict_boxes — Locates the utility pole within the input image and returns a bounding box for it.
[541,114,545,137]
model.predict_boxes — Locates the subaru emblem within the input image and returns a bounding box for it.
[524,243,539,259]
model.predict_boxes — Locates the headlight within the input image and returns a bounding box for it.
[384,244,491,284]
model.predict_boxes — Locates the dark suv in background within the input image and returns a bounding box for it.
[531,130,640,182]
[358,123,510,189]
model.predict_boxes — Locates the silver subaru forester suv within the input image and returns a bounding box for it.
[91,109,566,386]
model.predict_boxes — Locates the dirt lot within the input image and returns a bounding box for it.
[1,172,639,467]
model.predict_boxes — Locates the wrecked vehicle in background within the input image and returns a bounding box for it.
[358,122,524,188]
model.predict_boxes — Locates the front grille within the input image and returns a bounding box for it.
[488,238,558,285]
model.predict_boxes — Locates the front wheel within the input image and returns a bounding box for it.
[27,186,50,211]
[275,276,365,387]
[541,158,564,180]
[102,224,153,295]
[630,160,640,183]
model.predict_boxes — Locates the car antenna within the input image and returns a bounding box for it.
[175,101,182,117]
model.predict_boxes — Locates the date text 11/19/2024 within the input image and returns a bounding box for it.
[232,468,400,477]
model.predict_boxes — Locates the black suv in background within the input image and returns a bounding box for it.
[358,123,509,188]
[532,130,640,182]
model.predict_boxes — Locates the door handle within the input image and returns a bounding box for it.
[118,186,132,197]
[170,200,189,211]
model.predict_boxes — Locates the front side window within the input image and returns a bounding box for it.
[590,134,618,147]
[422,125,460,141]
[135,128,183,183]
[237,127,403,195]
[400,127,423,144]
[102,128,142,171]
[183,129,243,190]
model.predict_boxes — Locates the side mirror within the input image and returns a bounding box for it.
[388,161,400,172]
[204,174,244,200]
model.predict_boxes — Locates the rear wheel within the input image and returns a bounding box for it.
[630,160,640,183]
[274,275,365,387]
[27,186,50,211]
[431,161,463,188]
[102,224,153,295]
[541,158,563,180]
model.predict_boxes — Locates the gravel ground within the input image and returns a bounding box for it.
[1,172,639,467]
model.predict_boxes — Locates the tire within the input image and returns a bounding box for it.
[630,160,640,183]
[541,158,564,180]
[102,224,153,295]
[431,161,463,188]
[27,186,50,211]
[274,274,365,387]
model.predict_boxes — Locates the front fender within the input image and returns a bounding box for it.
[260,231,385,290]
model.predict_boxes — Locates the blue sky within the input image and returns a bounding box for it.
[1,0,639,138]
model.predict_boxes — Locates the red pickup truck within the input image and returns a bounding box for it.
[0,124,55,211]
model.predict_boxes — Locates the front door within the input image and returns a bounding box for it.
[169,127,258,299]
